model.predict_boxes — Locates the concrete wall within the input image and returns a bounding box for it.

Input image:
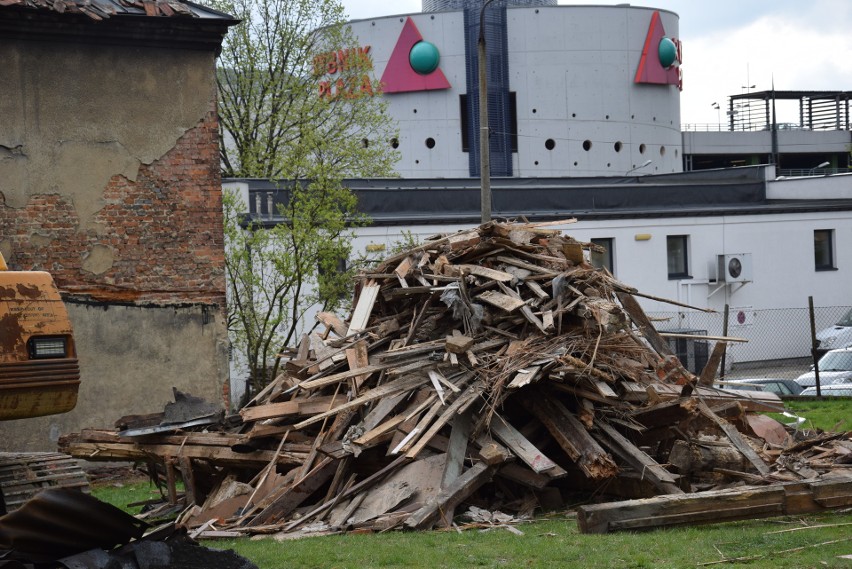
[0,303,229,451]
[684,129,852,156]
[0,36,229,450]
[346,5,682,178]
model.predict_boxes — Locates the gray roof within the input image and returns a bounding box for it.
[230,165,852,226]
[0,0,234,20]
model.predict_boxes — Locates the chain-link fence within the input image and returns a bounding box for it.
[645,306,852,380]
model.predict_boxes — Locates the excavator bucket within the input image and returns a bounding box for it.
[0,256,80,420]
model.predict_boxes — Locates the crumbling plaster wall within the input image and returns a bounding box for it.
[0,37,229,451]
[0,303,229,450]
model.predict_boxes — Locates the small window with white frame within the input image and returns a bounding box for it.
[666,235,690,279]
[590,238,614,275]
[814,229,836,271]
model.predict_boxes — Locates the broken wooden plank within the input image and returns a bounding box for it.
[697,341,727,387]
[66,441,306,469]
[317,311,349,338]
[593,420,683,495]
[445,334,474,354]
[436,409,474,528]
[239,395,340,422]
[293,374,429,430]
[404,461,498,529]
[521,391,618,480]
[345,340,371,390]
[496,462,550,490]
[489,415,566,477]
[248,458,340,526]
[696,401,772,477]
[298,363,390,391]
[616,292,674,358]
[507,365,541,389]
[478,290,527,312]
[405,387,479,459]
[494,255,558,276]
[347,282,380,335]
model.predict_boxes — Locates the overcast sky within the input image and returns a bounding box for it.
[339,0,852,126]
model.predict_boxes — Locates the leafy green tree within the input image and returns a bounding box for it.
[223,187,364,398]
[209,0,399,398]
[210,0,398,179]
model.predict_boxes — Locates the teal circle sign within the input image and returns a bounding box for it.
[658,37,677,68]
[410,41,440,75]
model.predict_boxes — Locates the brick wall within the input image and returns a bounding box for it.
[0,104,225,306]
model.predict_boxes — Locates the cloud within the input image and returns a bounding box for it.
[682,11,852,124]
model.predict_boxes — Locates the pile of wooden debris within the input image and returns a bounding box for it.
[62,221,852,536]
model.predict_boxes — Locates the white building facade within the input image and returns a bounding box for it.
[333,2,683,178]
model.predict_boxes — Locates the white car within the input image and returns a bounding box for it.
[795,347,852,388]
[800,383,852,397]
[816,307,852,355]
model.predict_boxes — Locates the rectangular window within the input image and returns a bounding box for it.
[814,229,836,270]
[667,235,690,279]
[459,92,518,153]
[460,94,470,153]
[590,238,614,275]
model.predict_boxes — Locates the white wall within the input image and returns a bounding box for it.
[347,5,683,178]
[346,208,852,366]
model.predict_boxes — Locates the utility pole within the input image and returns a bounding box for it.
[478,0,496,223]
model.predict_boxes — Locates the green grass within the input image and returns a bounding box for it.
[89,397,852,568]
[766,397,852,432]
[91,476,171,515]
[209,513,852,569]
[90,482,852,569]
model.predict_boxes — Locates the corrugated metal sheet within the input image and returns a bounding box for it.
[0,488,146,564]
[463,4,513,177]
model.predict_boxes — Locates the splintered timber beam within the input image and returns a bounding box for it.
[592,420,683,495]
[615,292,674,358]
[697,401,772,477]
[521,391,619,480]
[577,478,852,533]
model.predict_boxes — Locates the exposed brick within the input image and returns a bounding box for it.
[0,103,225,306]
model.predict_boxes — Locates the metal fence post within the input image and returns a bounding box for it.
[720,304,729,380]
[808,296,821,397]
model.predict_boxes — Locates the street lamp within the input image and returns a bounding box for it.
[741,84,756,130]
[478,0,497,223]
[626,160,652,175]
[810,161,830,175]
[711,102,720,130]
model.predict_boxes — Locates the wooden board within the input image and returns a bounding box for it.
[477,290,527,312]
[348,282,380,335]
[577,478,852,533]
[490,416,566,477]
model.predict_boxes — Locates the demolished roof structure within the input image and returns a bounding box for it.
[62,221,852,536]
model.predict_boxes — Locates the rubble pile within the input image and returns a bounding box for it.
[62,221,852,536]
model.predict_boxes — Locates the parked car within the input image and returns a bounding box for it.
[815,307,852,356]
[795,347,852,388]
[800,383,852,397]
[717,378,804,396]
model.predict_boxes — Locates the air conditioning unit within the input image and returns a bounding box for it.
[717,253,752,283]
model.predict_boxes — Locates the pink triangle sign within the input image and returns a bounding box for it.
[380,17,451,94]
[634,11,680,86]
